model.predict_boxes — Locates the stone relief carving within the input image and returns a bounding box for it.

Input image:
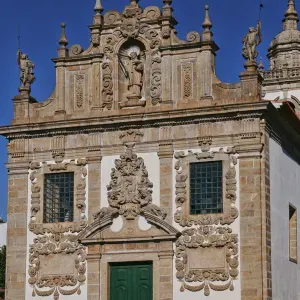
[174,148,238,227]
[120,0,142,38]
[9,139,25,158]
[150,50,162,105]
[103,11,122,25]
[176,226,239,296]
[29,233,87,300]
[102,62,114,110]
[69,44,84,57]
[75,74,85,109]
[94,133,166,221]
[142,6,161,20]
[28,160,88,235]
[186,31,201,43]
[119,129,144,146]
[51,136,66,163]
[182,63,193,99]
[87,133,101,151]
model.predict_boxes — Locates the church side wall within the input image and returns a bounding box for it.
[270,137,300,299]
[0,223,7,247]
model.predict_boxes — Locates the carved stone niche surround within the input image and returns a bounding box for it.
[78,143,180,300]
[174,147,238,227]
[28,158,88,234]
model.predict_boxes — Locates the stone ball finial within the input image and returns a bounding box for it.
[59,23,68,47]
[202,4,212,29]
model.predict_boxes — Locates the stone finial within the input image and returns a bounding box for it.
[58,23,68,58]
[163,0,173,17]
[202,5,213,42]
[202,5,212,30]
[283,0,299,30]
[94,0,103,14]
[59,23,68,48]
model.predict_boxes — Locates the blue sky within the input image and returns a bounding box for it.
[0,0,292,219]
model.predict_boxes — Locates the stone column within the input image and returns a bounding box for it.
[5,162,29,300]
[237,140,271,300]
[158,143,174,224]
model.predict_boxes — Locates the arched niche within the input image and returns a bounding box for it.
[118,39,147,108]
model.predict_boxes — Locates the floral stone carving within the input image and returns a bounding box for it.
[176,226,239,296]
[29,233,87,300]
[174,148,238,227]
[94,144,166,221]
[102,62,113,110]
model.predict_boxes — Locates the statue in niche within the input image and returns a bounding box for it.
[242,21,262,62]
[119,46,144,100]
[17,50,36,89]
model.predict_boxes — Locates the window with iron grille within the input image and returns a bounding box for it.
[190,161,223,215]
[43,173,74,223]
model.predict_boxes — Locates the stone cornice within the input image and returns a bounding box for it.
[0,102,269,139]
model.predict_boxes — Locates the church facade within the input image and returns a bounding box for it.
[1,1,300,300]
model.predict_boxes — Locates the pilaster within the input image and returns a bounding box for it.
[158,142,174,224]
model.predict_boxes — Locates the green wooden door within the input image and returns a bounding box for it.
[110,262,153,300]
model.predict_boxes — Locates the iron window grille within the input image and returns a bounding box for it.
[43,172,74,223]
[190,161,223,215]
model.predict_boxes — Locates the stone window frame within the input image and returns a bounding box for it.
[174,148,238,227]
[289,203,298,264]
[29,159,88,234]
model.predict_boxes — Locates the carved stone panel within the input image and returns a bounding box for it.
[102,62,113,110]
[29,233,87,300]
[174,148,238,227]
[74,74,85,109]
[177,60,197,101]
[176,226,239,296]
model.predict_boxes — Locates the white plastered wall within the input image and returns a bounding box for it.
[172,147,241,300]
[0,223,7,247]
[25,160,89,300]
[270,138,300,300]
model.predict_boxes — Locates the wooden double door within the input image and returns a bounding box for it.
[110,262,153,300]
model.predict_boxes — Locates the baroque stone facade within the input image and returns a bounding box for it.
[1,1,300,300]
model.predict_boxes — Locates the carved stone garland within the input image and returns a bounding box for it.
[28,159,88,235]
[174,148,238,227]
[29,233,87,300]
[175,226,239,296]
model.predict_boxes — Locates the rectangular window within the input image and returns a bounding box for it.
[289,205,297,263]
[190,161,223,215]
[43,173,74,223]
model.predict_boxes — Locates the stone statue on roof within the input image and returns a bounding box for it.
[17,50,36,89]
[242,21,262,62]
